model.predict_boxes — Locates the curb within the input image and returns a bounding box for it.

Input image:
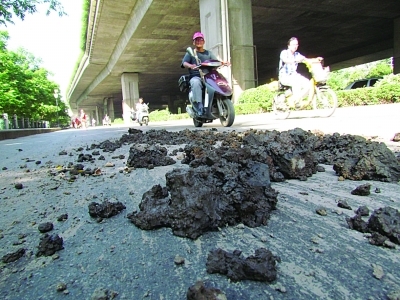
[0,128,61,141]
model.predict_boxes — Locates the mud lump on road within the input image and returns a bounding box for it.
[1,127,400,300]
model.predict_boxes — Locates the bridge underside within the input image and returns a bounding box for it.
[68,0,400,113]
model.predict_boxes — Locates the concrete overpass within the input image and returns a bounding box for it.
[67,0,400,123]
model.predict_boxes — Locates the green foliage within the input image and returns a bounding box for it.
[0,31,69,124]
[0,0,66,26]
[235,103,268,115]
[238,84,274,104]
[80,0,90,52]
[372,74,400,103]
[149,109,190,122]
[237,82,275,112]
[336,89,376,107]
[149,109,171,121]
[327,58,393,90]
[368,58,392,78]
[326,69,349,91]
[112,118,124,124]
[336,74,400,107]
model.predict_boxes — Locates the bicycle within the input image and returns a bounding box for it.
[272,58,338,120]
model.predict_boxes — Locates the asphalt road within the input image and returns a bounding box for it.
[0,104,399,300]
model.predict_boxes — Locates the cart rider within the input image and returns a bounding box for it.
[278,37,310,108]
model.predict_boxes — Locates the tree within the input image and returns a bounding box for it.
[0,30,69,125]
[0,0,65,26]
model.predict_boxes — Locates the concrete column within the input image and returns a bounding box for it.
[199,0,230,85]
[107,98,115,121]
[121,73,139,124]
[90,110,95,126]
[95,106,99,126]
[199,0,255,103]
[227,0,255,102]
[103,98,108,116]
[394,18,400,74]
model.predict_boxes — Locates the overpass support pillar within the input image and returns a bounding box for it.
[107,98,115,121]
[121,73,139,124]
[103,98,108,120]
[95,106,99,126]
[394,18,400,74]
[199,0,255,103]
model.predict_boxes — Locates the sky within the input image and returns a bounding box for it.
[0,0,84,100]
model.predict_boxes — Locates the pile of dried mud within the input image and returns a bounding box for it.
[1,127,400,299]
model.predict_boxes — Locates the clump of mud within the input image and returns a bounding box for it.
[38,222,53,233]
[126,144,176,168]
[351,183,371,196]
[127,151,278,239]
[36,234,64,257]
[346,206,400,247]
[88,201,126,219]
[314,133,400,182]
[241,128,319,180]
[187,281,227,300]
[116,127,398,239]
[206,248,279,282]
[86,127,400,182]
[2,248,25,263]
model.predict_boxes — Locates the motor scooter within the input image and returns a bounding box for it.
[178,47,235,127]
[132,103,149,126]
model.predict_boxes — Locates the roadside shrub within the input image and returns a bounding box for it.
[237,82,275,112]
[112,118,124,124]
[149,109,190,122]
[336,89,377,107]
[235,103,265,115]
[372,74,400,103]
[337,74,400,106]
[149,109,171,122]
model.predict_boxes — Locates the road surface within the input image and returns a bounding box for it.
[0,104,399,300]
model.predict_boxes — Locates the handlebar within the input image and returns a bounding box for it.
[305,57,324,63]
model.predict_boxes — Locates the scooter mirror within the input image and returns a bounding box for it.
[186,47,195,57]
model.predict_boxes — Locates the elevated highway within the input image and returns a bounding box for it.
[67,0,400,122]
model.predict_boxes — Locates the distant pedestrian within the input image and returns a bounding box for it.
[92,118,96,127]
[80,109,87,129]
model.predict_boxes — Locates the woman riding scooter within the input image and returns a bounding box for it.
[181,32,230,116]
[135,98,149,126]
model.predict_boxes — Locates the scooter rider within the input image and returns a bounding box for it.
[181,32,230,116]
[135,97,148,123]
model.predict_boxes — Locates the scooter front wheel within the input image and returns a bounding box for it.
[272,94,290,120]
[193,118,203,127]
[144,117,149,126]
[219,99,235,127]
